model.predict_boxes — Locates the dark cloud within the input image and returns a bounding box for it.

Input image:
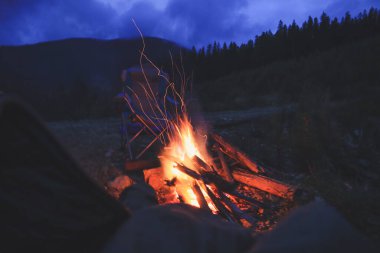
[164,0,252,46]
[0,0,379,47]
[115,0,255,47]
[0,0,114,45]
[116,2,166,39]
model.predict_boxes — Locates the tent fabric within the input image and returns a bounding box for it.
[0,95,129,252]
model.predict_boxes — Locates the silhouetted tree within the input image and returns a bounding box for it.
[181,8,380,82]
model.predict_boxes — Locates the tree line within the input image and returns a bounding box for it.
[180,8,380,82]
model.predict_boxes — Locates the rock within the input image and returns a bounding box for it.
[107,175,134,198]
[119,183,158,212]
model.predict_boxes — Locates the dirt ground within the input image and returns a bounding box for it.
[46,106,291,185]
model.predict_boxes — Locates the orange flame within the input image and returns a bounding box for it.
[159,115,216,211]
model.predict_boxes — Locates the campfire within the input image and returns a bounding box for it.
[114,35,298,231]
[121,95,297,229]
[143,126,297,229]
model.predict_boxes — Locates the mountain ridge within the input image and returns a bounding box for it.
[0,37,185,119]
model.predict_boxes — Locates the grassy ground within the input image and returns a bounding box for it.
[47,118,124,185]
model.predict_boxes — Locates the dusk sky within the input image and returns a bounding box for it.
[1,0,379,48]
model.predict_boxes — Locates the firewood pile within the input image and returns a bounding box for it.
[123,133,301,231]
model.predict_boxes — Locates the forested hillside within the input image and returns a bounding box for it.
[195,35,380,112]
[184,8,380,82]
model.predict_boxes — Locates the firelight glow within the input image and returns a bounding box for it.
[160,115,214,209]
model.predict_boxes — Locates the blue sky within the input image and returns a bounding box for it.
[0,0,379,48]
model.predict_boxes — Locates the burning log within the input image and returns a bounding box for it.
[124,159,161,172]
[212,134,262,174]
[175,163,267,211]
[175,163,240,223]
[227,190,267,208]
[216,148,234,183]
[219,192,257,226]
[192,182,211,212]
[176,164,235,193]
[203,172,236,192]
[232,170,295,199]
[204,186,239,223]
[192,155,214,173]
[175,164,202,180]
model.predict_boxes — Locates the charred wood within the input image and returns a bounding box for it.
[204,186,239,223]
[225,189,267,208]
[124,159,161,172]
[216,148,234,183]
[175,164,202,180]
[193,155,214,172]
[192,182,211,213]
[232,170,295,199]
[176,164,235,193]
[219,192,257,226]
[212,134,262,174]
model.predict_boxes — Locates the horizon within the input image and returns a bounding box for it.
[1,0,379,48]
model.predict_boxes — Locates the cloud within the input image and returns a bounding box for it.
[116,1,167,39]
[0,0,379,47]
[0,0,114,45]
[164,0,252,46]
[325,0,380,18]
[242,0,380,34]
[113,0,255,47]
[243,0,330,29]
